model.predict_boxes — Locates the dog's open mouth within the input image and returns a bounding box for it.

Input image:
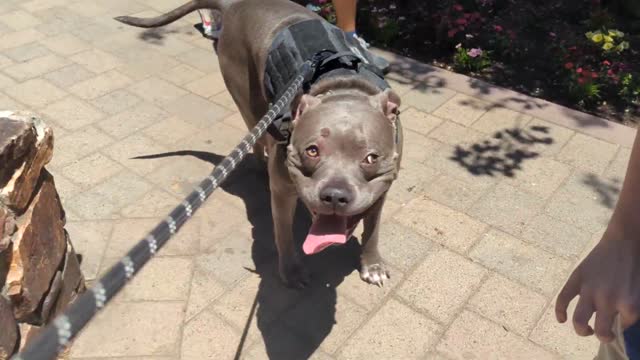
[303,213,360,255]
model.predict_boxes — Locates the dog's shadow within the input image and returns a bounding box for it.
[135,150,359,359]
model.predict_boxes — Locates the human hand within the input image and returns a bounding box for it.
[555,219,640,342]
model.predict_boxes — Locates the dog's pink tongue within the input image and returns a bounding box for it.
[303,215,348,255]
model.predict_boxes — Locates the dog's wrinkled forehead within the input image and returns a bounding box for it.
[292,96,395,150]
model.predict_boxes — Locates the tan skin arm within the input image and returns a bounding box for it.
[333,0,357,33]
[556,130,640,342]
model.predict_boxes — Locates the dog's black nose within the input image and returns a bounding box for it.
[320,186,353,207]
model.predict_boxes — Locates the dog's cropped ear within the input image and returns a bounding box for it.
[292,94,322,123]
[370,89,401,123]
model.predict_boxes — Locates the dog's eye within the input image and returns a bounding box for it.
[364,153,379,164]
[305,145,319,158]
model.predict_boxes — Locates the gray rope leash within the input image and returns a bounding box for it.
[12,59,316,360]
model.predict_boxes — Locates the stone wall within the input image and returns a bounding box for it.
[0,112,85,359]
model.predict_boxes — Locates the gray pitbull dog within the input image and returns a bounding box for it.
[116,0,403,288]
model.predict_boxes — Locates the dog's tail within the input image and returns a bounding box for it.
[114,0,232,28]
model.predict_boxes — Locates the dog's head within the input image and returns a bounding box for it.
[286,86,401,255]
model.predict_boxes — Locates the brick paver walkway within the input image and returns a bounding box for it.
[1,0,636,359]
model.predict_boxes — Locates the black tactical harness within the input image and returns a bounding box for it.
[264,18,391,144]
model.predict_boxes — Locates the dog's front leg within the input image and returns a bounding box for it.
[360,195,390,286]
[271,189,309,288]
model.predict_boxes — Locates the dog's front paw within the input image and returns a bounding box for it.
[360,262,390,287]
[279,260,311,289]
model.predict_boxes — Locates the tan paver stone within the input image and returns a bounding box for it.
[423,173,494,212]
[117,49,182,81]
[338,299,441,360]
[437,310,556,359]
[129,76,189,105]
[502,156,572,199]
[377,221,436,272]
[161,93,231,129]
[526,118,576,156]
[0,10,41,30]
[0,72,16,89]
[160,63,206,86]
[49,125,114,168]
[402,85,457,113]
[221,111,248,131]
[104,217,201,262]
[3,53,68,80]
[65,220,112,280]
[4,42,50,62]
[49,170,77,202]
[69,69,132,100]
[176,47,221,73]
[468,182,546,235]
[65,171,151,220]
[0,54,13,68]
[20,0,68,12]
[521,214,592,258]
[120,188,181,218]
[61,152,124,189]
[432,93,489,126]
[5,78,67,108]
[102,133,172,176]
[395,196,488,254]
[43,63,95,88]
[606,146,631,179]
[338,262,402,309]
[545,171,617,233]
[146,35,197,57]
[283,295,369,354]
[530,299,600,359]
[90,88,143,115]
[398,107,443,136]
[98,102,169,139]
[145,157,218,197]
[184,71,227,99]
[386,160,438,204]
[397,249,487,323]
[557,133,619,173]
[71,302,184,358]
[427,119,485,146]
[143,116,199,146]
[401,130,444,164]
[70,21,121,43]
[0,29,42,50]
[194,231,256,288]
[123,257,193,301]
[65,0,109,17]
[469,229,572,295]
[70,48,122,73]
[41,96,106,130]
[0,92,24,110]
[40,33,90,55]
[470,106,532,134]
[210,90,238,111]
[185,260,227,321]
[468,273,547,337]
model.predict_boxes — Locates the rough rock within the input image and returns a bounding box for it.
[1,205,16,253]
[0,112,54,213]
[6,170,67,322]
[0,296,18,359]
[39,271,62,325]
[52,238,85,318]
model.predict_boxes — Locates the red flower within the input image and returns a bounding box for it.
[603,60,611,66]
[582,70,591,78]
[564,62,574,69]
[576,67,583,73]
[493,25,504,32]
[448,29,458,38]
[591,72,598,79]
[568,46,577,52]
[578,78,586,85]
[453,4,464,11]
[607,69,614,76]
[455,18,468,25]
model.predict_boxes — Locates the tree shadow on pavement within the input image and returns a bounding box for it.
[582,173,622,209]
[134,150,359,359]
[450,125,554,177]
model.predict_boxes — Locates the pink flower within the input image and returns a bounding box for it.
[578,78,586,85]
[493,24,503,32]
[455,18,468,25]
[607,69,614,76]
[603,60,611,66]
[318,0,329,3]
[448,29,458,38]
[576,67,583,73]
[453,4,464,11]
[564,62,574,69]
[467,48,483,58]
[549,32,557,37]
[591,72,598,79]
